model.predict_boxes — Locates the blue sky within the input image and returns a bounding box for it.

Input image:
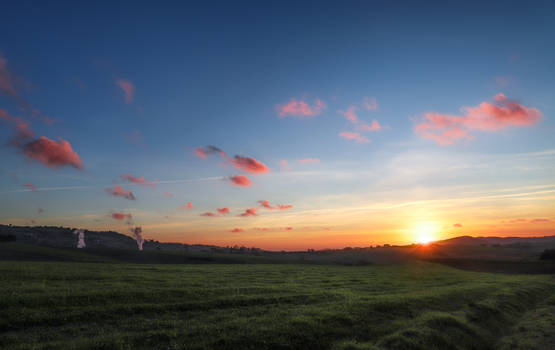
[1,1,554,249]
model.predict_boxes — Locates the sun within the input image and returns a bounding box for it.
[413,222,440,245]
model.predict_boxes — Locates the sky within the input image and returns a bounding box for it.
[1,1,554,250]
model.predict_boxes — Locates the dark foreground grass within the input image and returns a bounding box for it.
[0,261,553,350]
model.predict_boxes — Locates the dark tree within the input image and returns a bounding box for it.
[540,249,555,260]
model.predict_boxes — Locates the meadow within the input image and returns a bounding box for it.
[1,257,554,350]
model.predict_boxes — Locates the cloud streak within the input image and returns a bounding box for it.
[228,175,251,187]
[239,208,258,217]
[179,202,194,210]
[1,109,83,169]
[299,158,320,164]
[24,183,38,192]
[415,93,542,145]
[277,98,327,118]
[194,145,226,159]
[105,185,136,200]
[217,207,230,215]
[121,174,157,187]
[116,79,135,103]
[230,156,270,174]
[339,132,370,144]
[111,212,132,220]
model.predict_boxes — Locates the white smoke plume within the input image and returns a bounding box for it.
[133,226,144,251]
[73,229,86,248]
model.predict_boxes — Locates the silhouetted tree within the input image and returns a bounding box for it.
[540,249,555,260]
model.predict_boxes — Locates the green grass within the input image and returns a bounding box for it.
[0,261,553,350]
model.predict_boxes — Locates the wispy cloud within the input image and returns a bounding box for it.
[258,200,274,209]
[339,132,370,144]
[338,106,358,123]
[414,93,542,145]
[105,185,136,200]
[277,98,326,118]
[23,136,83,169]
[0,55,17,97]
[363,96,379,111]
[1,110,83,169]
[111,212,132,220]
[115,78,135,103]
[179,202,194,210]
[121,174,157,187]
[24,183,38,192]
[357,119,382,132]
[280,159,291,171]
[258,200,293,211]
[230,156,270,174]
[299,158,320,164]
[239,208,258,217]
[228,175,251,187]
[217,207,230,215]
[194,145,226,159]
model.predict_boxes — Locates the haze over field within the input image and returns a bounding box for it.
[1,1,554,250]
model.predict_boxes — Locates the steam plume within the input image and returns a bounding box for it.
[133,226,144,251]
[73,229,86,248]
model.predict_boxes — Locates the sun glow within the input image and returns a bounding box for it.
[413,222,440,244]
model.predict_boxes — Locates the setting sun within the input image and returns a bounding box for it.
[414,222,440,244]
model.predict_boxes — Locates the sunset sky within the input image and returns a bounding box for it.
[1,1,554,250]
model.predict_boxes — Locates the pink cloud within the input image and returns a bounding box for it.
[357,119,382,132]
[453,223,462,228]
[2,110,83,169]
[338,106,358,123]
[111,212,132,220]
[277,98,327,118]
[179,202,194,210]
[164,192,173,197]
[115,79,135,104]
[298,158,320,164]
[284,227,293,231]
[339,132,370,144]
[105,185,136,200]
[194,145,226,159]
[24,183,38,192]
[228,175,251,187]
[529,218,552,223]
[258,200,275,210]
[0,55,17,97]
[239,208,258,217]
[230,228,244,233]
[217,207,230,215]
[280,159,291,171]
[22,136,83,169]
[363,97,379,111]
[201,212,217,217]
[121,174,157,187]
[258,200,293,211]
[415,93,542,145]
[230,156,270,174]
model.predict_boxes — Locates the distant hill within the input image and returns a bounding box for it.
[436,235,555,246]
[1,225,555,268]
[0,224,252,254]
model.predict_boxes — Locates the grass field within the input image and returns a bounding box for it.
[1,260,554,350]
